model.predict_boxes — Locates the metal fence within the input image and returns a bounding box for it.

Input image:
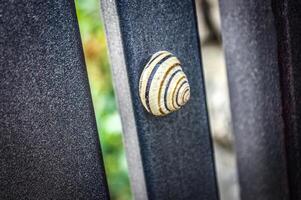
[1,0,300,200]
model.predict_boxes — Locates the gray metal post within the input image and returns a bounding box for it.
[219,1,290,200]
[0,1,109,199]
[273,0,301,199]
[101,0,219,199]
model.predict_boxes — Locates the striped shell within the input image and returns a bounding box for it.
[139,51,190,116]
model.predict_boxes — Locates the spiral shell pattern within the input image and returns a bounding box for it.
[139,51,190,116]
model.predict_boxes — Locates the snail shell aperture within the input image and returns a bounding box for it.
[139,51,190,116]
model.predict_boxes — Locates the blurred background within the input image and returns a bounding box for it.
[75,0,239,199]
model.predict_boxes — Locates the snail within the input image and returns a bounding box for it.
[139,51,190,116]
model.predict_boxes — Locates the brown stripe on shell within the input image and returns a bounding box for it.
[171,76,186,110]
[181,88,190,105]
[157,62,181,115]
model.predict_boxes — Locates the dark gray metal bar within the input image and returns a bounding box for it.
[219,1,290,200]
[101,0,219,199]
[272,0,301,199]
[0,1,109,199]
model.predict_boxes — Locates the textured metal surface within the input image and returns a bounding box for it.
[101,0,219,199]
[219,1,290,200]
[0,1,109,199]
[272,0,301,199]
[100,0,148,199]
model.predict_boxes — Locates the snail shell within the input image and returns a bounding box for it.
[139,51,190,116]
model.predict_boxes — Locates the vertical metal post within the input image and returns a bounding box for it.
[101,0,219,199]
[219,0,290,199]
[273,0,301,199]
[0,1,109,199]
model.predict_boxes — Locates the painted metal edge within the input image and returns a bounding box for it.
[100,1,149,199]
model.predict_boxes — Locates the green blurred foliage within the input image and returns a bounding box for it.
[75,1,132,199]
